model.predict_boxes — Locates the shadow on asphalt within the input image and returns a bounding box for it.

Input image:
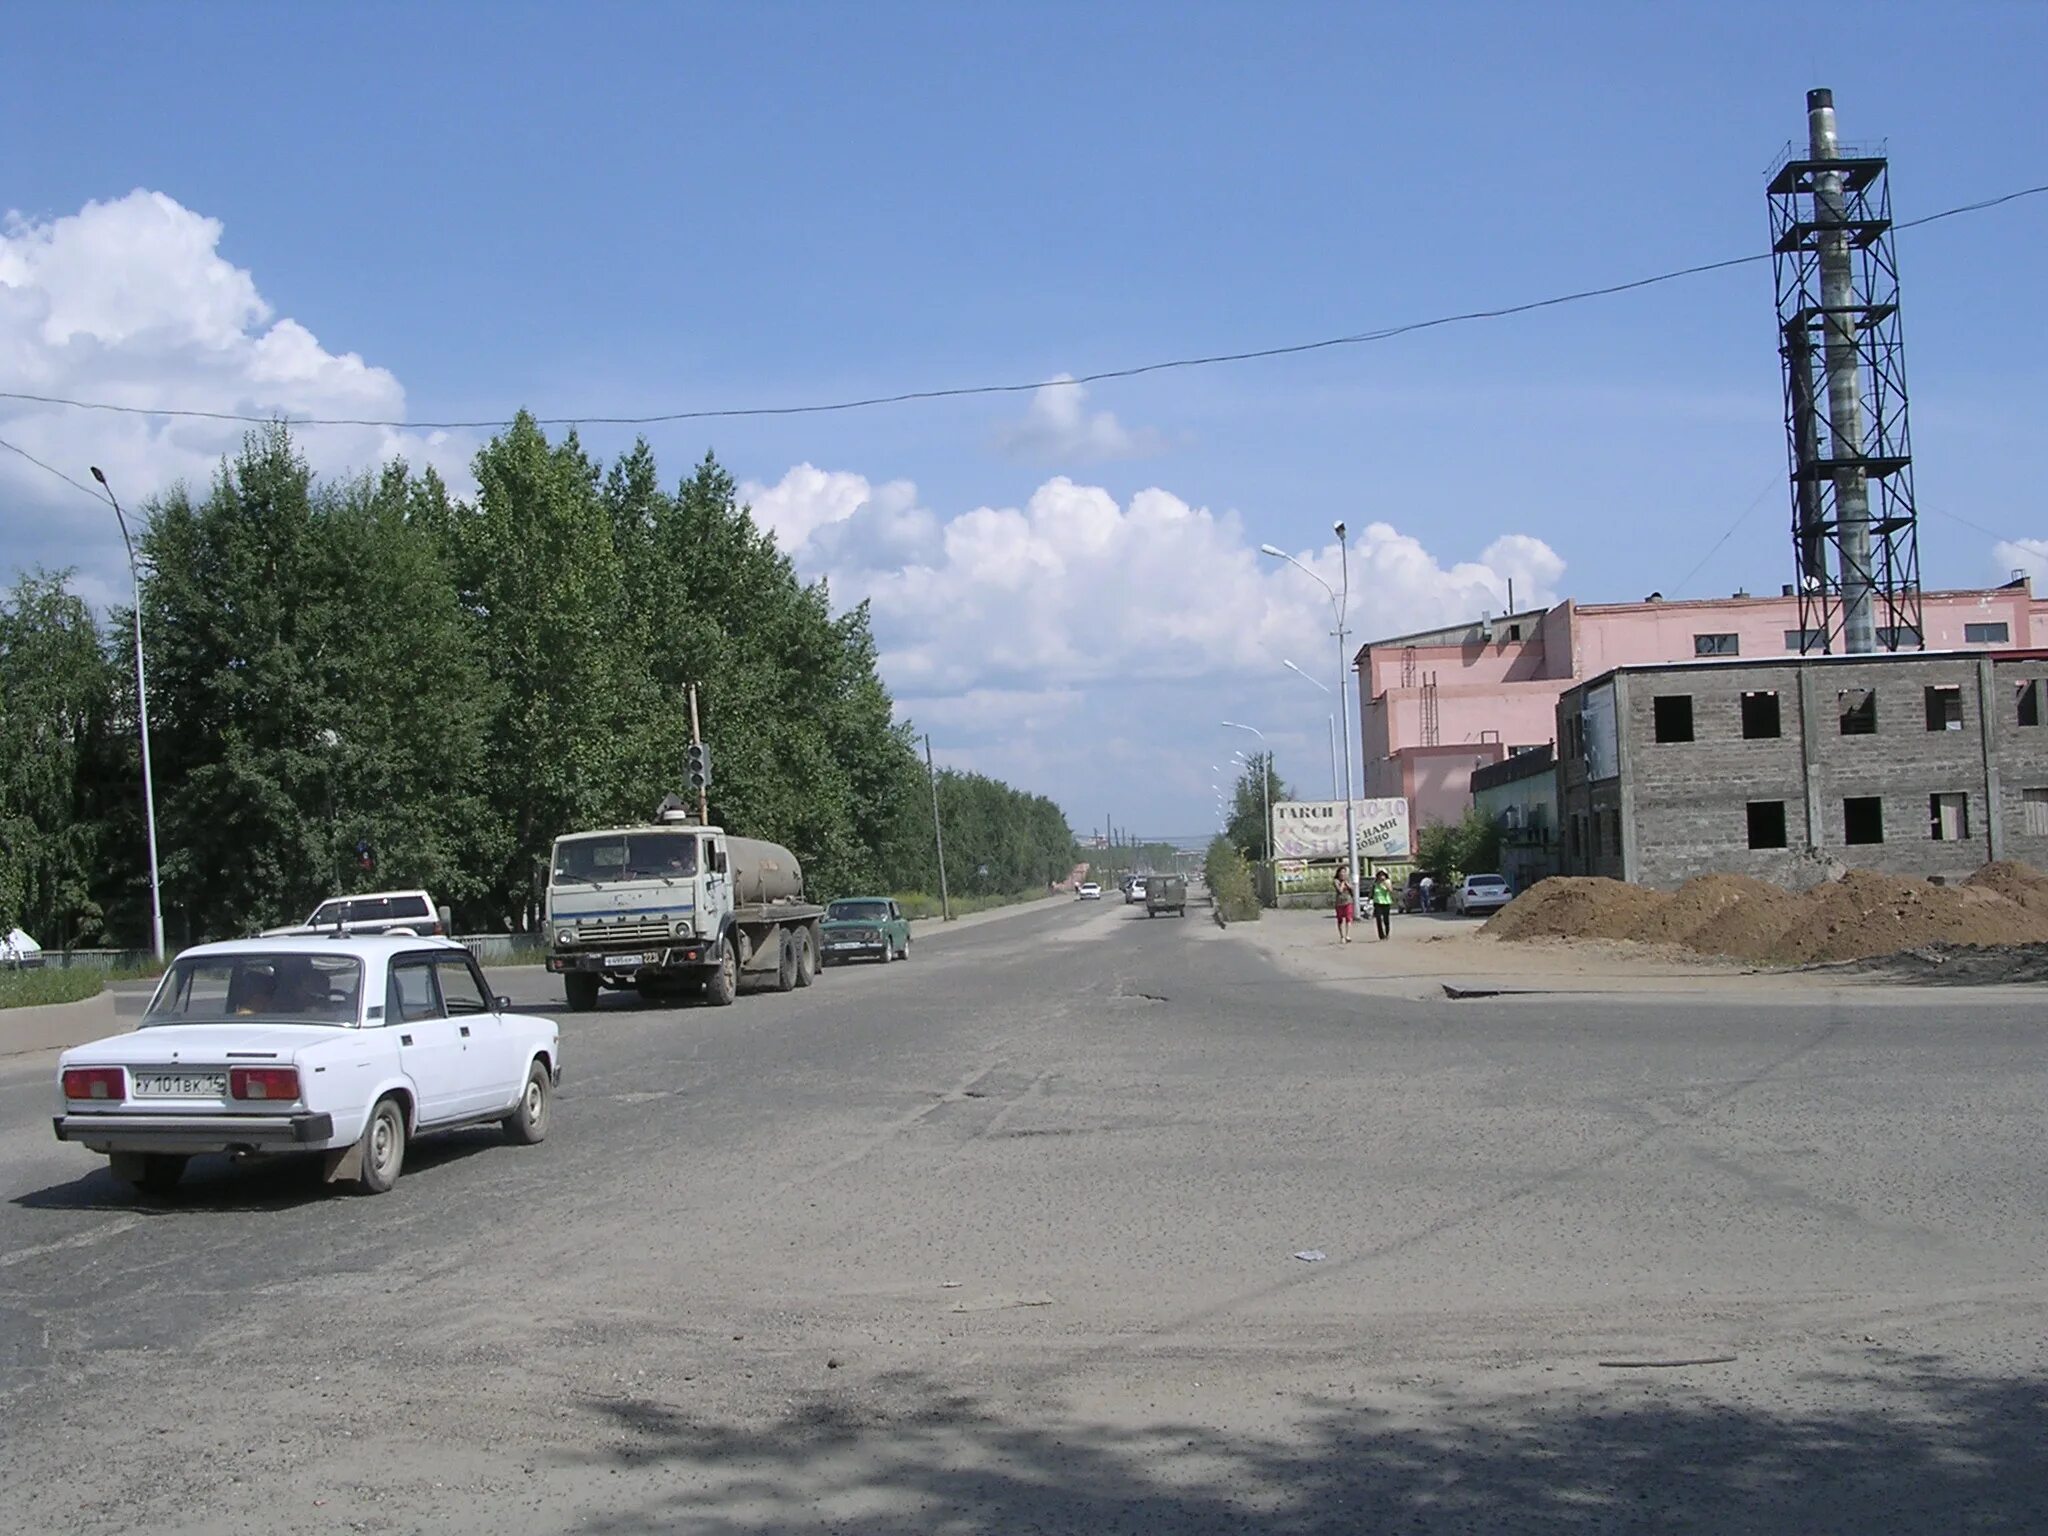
[558,1361,2047,1534]
[12,1126,508,1213]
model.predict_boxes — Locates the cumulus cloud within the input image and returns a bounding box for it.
[0,190,468,589]
[1995,538,2048,588]
[744,463,1565,698]
[993,375,1165,464]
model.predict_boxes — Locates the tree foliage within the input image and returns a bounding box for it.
[1224,752,1290,868]
[11,421,1074,944]
[1415,807,1502,879]
[1204,835,1259,923]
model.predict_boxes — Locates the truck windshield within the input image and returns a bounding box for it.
[829,901,890,922]
[145,953,362,1026]
[552,832,698,885]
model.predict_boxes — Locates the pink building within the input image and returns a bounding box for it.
[1356,579,2048,832]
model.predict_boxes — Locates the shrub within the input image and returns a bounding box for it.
[1205,837,1260,923]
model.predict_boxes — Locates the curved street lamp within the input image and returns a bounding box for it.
[90,467,166,964]
[1220,720,1271,866]
[1260,530,1361,895]
[1281,659,1339,799]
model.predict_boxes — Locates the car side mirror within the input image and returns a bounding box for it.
[495,995,511,1011]
[438,905,455,935]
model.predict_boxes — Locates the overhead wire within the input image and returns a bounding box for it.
[0,181,2041,434]
[0,433,113,506]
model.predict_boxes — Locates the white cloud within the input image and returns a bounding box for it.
[0,190,469,590]
[1995,538,2048,588]
[746,463,1566,701]
[994,375,1165,464]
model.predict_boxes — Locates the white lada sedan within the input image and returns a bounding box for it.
[53,935,561,1196]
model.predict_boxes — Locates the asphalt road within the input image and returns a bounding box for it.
[1,898,2043,1534]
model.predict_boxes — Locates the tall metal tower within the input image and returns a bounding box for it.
[1769,88,1922,655]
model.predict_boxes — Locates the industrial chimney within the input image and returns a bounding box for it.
[1768,89,1923,656]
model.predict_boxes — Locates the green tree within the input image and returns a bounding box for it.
[140,425,502,940]
[1225,752,1289,867]
[0,572,117,949]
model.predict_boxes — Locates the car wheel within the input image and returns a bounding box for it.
[355,1096,407,1195]
[564,972,599,1012]
[705,938,738,1006]
[895,938,910,961]
[503,1061,552,1145]
[110,1151,188,1196]
[775,931,799,992]
[879,942,892,964]
[794,929,816,987]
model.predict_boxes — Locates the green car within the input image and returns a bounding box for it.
[821,897,911,964]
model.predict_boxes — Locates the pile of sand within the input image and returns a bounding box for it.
[1484,863,2048,966]
[1964,860,2048,913]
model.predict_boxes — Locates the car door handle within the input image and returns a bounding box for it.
[400,1034,413,1046]
[459,1025,471,1037]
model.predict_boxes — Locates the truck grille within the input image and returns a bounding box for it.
[575,920,673,945]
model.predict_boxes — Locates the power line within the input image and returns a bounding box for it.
[0,433,112,507]
[1,181,2042,434]
[1668,472,1783,598]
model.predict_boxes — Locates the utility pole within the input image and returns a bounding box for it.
[925,733,952,921]
[91,467,165,964]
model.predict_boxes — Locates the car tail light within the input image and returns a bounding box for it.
[62,1066,126,1101]
[229,1066,302,1101]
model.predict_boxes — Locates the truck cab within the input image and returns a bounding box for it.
[544,806,821,1010]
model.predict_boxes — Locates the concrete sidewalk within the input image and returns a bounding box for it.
[1229,905,2035,1005]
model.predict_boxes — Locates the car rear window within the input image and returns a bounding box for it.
[1470,877,1508,888]
[146,954,362,1026]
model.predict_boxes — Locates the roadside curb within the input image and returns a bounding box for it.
[1,992,122,1058]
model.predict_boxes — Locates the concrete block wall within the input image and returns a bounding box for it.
[1559,652,2048,890]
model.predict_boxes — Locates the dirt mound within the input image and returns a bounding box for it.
[1624,874,1801,961]
[1773,870,2048,964]
[1487,863,2048,966]
[1965,860,2048,913]
[1482,877,1665,942]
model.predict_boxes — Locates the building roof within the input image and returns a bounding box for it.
[1471,744,1555,792]
[1560,646,2048,698]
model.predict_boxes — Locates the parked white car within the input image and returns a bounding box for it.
[52,935,559,1196]
[1449,874,1514,917]
[1077,882,1102,900]
[262,889,450,939]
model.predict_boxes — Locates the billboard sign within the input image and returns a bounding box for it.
[1271,799,1411,861]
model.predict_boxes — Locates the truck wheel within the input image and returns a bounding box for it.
[564,972,599,1012]
[503,1060,552,1145]
[110,1151,187,1196]
[794,929,816,988]
[775,931,799,992]
[705,938,738,1006]
[355,1096,407,1195]
[809,923,824,976]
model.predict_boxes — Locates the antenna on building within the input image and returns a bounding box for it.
[1769,88,1922,656]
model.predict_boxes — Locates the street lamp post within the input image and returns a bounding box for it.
[1220,721,1270,867]
[1261,530,1361,898]
[1282,659,1340,800]
[90,467,166,964]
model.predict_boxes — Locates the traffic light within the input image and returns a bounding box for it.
[686,742,711,793]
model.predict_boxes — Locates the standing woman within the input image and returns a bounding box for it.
[1371,869,1396,940]
[1333,866,1355,944]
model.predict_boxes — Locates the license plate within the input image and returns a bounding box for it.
[132,1072,227,1099]
[604,954,646,968]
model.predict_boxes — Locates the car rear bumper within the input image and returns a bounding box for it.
[54,1111,337,1154]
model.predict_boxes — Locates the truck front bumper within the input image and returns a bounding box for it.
[548,945,710,975]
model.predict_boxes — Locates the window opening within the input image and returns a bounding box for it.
[1740,691,1782,739]
[1843,797,1885,845]
[1653,695,1694,743]
[1747,802,1788,849]
[1929,793,1970,842]
[1839,689,1877,735]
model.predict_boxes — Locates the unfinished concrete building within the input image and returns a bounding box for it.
[1556,651,2048,887]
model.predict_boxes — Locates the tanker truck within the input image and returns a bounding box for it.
[543,799,825,1010]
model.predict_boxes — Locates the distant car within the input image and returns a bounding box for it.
[1448,874,1513,917]
[1402,872,1448,914]
[1145,875,1188,918]
[821,897,910,963]
[1126,879,1147,904]
[262,889,451,940]
[3,926,44,969]
[51,935,560,1196]
[1077,881,1102,900]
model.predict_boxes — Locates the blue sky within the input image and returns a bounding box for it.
[5,2,2044,837]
